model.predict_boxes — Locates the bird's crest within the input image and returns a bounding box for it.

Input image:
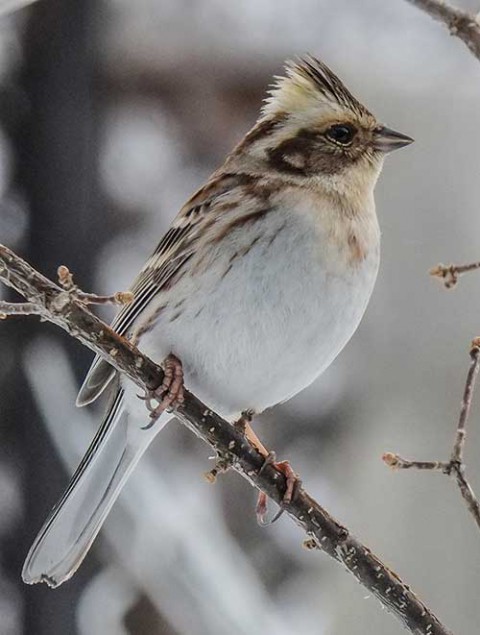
[262,56,371,120]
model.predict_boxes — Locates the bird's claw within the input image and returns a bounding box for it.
[138,354,184,429]
[256,453,300,526]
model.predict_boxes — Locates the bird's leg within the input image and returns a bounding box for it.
[234,409,256,434]
[241,420,299,525]
[139,354,185,428]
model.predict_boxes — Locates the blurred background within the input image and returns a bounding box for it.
[1,0,480,633]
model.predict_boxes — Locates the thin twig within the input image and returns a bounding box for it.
[75,290,134,305]
[404,0,480,61]
[451,344,480,462]
[0,243,453,635]
[57,265,134,306]
[405,0,480,528]
[0,265,133,320]
[451,463,480,528]
[384,344,480,531]
[382,454,449,471]
[430,262,480,289]
[0,301,44,318]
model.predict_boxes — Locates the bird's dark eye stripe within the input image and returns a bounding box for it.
[325,124,357,145]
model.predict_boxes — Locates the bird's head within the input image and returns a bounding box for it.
[233,56,413,197]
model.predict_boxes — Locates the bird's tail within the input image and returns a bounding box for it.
[22,388,168,587]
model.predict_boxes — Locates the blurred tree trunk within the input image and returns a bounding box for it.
[5,1,106,633]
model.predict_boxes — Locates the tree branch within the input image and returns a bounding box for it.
[404,0,480,61]
[56,264,134,306]
[0,301,44,318]
[403,0,480,535]
[384,343,480,531]
[0,243,453,635]
[430,261,480,289]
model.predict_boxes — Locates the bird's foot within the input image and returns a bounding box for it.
[139,354,184,429]
[235,416,299,524]
[256,452,300,526]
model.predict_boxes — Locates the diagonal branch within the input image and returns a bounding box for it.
[404,0,480,61]
[0,243,453,635]
[384,343,480,531]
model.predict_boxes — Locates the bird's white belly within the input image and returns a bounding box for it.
[134,205,379,421]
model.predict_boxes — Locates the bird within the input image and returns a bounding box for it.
[22,56,413,587]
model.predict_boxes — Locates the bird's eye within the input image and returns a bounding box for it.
[326,124,357,146]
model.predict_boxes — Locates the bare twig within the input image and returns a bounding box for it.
[57,265,134,306]
[404,0,480,61]
[0,267,132,318]
[382,455,449,471]
[451,344,480,463]
[0,301,44,318]
[384,344,480,531]
[405,0,480,531]
[74,290,134,305]
[430,262,480,289]
[0,243,453,635]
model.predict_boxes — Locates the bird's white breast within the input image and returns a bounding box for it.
[130,189,380,421]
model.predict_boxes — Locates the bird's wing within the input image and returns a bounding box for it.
[76,171,265,406]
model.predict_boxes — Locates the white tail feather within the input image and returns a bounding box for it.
[22,390,169,587]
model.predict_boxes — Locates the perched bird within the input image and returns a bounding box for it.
[22,56,412,587]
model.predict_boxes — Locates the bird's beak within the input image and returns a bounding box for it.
[373,126,414,153]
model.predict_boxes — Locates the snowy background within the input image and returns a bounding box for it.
[1,1,480,634]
